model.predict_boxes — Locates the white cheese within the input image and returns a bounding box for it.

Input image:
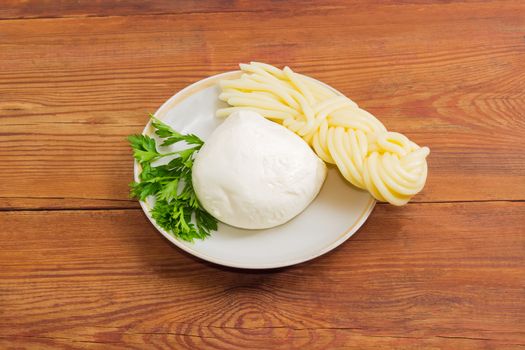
[192,110,327,229]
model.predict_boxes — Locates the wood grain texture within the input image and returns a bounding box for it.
[0,0,294,20]
[1,202,524,349]
[1,1,525,209]
[0,0,509,20]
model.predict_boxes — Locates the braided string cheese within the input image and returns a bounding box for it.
[216,62,430,205]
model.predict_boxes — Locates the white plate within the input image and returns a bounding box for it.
[135,71,375,269]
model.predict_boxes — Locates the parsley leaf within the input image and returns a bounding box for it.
[129,115,217,242]
[128,134,162,163]
[150,115,204,148]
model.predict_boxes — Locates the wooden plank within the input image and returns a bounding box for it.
[1,202,524,348]
[0,0,301,20]
[0,0,508,20]
[1,2,524,209]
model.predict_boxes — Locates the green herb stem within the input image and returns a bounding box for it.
[128,116,217,242]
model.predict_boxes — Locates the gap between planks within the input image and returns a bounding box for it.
[0,9,273,22]
[0,330,524,347]
[0,199,523,213]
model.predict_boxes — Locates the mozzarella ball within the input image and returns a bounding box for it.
[192,110,326,229]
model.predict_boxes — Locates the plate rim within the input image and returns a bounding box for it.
[134,70,376,269]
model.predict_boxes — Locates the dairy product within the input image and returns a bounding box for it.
[192,110,326,229]
[217,62,430,205]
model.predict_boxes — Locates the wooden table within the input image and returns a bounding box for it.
[1,1,524,349]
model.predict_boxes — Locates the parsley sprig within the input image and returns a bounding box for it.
[129,115,217,242]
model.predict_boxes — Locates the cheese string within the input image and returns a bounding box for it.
[216,62,430,205]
